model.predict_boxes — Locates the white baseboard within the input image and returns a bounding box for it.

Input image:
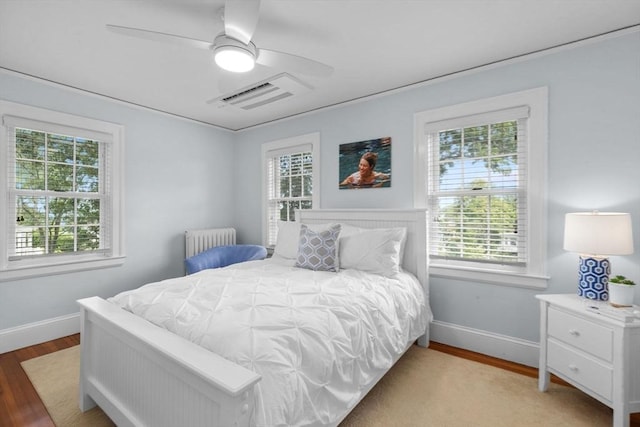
[430,320,540,368]
[0,313,80,354]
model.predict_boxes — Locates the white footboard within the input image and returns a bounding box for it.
[78,297,261,427]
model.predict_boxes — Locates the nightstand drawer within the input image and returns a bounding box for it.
[548,339,613,401]
[548,307,613,361]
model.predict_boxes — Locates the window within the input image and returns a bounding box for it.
[0,101,125,281]
[262,133,320,246]
[414,88,548,288]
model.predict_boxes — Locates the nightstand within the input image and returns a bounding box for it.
[537,294,640,427]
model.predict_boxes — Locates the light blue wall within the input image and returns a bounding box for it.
[2,30,638,347]
[233,30,640,343]
[0,72,235,330]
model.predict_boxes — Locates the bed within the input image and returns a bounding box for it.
[77,209,430,427]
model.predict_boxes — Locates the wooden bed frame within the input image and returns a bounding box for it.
[77,209,429,427]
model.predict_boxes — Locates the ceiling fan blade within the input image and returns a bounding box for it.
[256,49,334,78]
[106,24,213,50]
[223,0,261,45]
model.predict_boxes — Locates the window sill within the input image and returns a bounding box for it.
[0,256,125,282]
[430,265,549,289]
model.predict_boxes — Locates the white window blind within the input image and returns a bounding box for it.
[0,100,125,281]
[5,117,112,260]
[262,133,319,247]
[427,106,529,266]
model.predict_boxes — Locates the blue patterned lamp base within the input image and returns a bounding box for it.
[577,256,610,301]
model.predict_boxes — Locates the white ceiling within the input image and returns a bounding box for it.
[1,0,639,131]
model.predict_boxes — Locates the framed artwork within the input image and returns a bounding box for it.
[339,137,391,189]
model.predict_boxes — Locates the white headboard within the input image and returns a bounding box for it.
[297,209,428,293]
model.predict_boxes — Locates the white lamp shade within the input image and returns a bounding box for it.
[564,212,634,256]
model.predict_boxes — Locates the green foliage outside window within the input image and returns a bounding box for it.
[14,128,102,256]
[434,120,521,263]
[277,152,313,222]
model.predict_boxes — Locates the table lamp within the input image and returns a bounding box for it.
[563,211,634,300]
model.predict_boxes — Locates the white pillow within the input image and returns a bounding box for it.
[273,221,338,260]
[339,225,407,277]
[273,221,301,259]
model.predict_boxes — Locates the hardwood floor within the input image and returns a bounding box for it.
[1,336,638,426]
[0,334,79,427]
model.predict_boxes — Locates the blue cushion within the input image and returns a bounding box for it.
[185,244,267,275]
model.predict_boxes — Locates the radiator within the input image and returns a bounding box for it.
[185,227,236,258]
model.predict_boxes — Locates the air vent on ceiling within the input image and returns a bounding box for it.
[211,73,312,110]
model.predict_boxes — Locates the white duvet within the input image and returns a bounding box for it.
[109,259,429,427]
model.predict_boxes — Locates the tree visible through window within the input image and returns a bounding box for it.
[274,151,313,222]
[14,128,104,257]
[433,120,524,264]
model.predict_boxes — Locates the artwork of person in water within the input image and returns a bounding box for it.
[339,137,391,189]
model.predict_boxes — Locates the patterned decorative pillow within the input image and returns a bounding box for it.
[273,221,338,260]
[295,224,341,272]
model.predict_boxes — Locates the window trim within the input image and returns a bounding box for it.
[261,132,320,247]
[413,87,549,289]
[0,100,125,281]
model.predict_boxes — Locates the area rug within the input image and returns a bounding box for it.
[20,345,115,427]
[22,344,612,427]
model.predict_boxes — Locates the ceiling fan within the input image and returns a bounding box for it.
[106,0,333,78]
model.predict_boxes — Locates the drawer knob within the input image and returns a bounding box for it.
[568,329,580,337]
[569,364,579,372]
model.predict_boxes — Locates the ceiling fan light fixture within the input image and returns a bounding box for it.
[214,45,255,72]
[213,35,256,73]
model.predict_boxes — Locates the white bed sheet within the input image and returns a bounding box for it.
[109,259,429,427]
